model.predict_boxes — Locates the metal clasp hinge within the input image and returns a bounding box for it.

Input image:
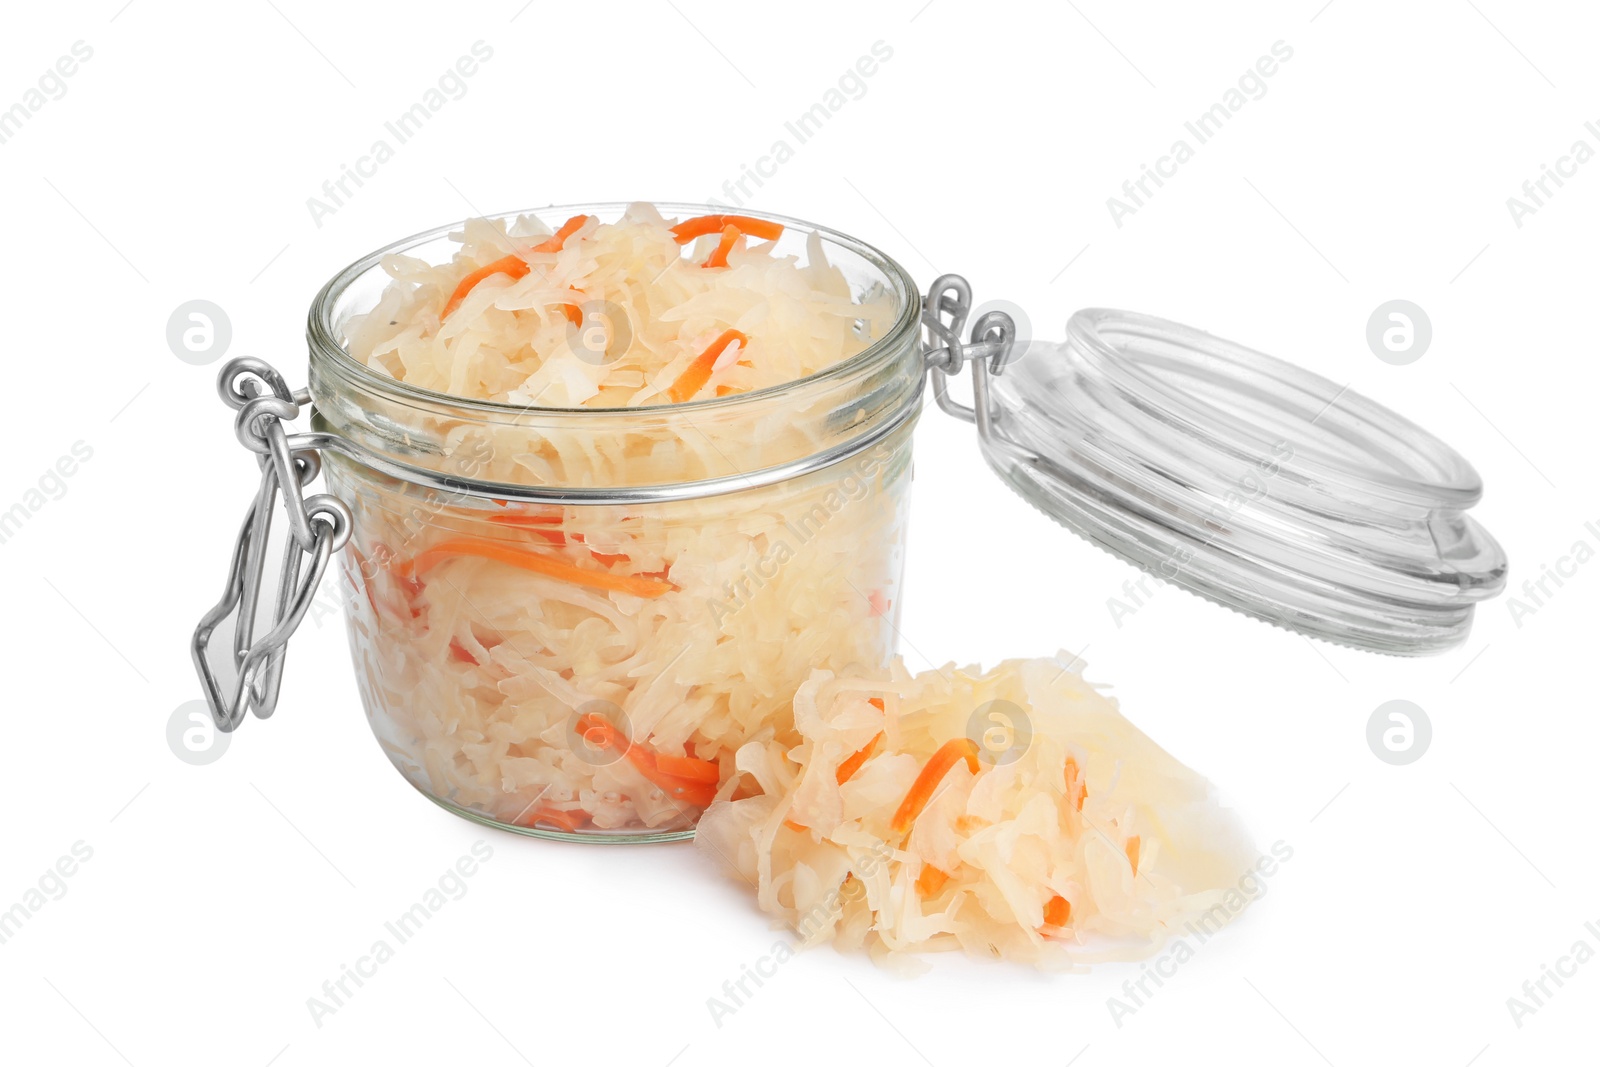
[190,357,352,733]
[920,273,1028,457]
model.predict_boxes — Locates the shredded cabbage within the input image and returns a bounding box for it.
[696,653,1258,966]
[332,205,911,836]
[344,203,894,407]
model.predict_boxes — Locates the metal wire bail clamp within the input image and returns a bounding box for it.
[191,357,352,732]
[920,274,1034,465]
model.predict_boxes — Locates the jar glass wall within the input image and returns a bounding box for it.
[306,204,923,841]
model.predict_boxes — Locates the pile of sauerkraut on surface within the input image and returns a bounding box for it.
[696,653,1258,965]
[331,205,912,836]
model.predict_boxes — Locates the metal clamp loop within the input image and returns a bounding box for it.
[234,393,299,453]
[218,356,295,410]
[920,274,1025,458]
[192,356,352,732]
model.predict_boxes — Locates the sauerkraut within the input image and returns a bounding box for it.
[328,205,914,836]
[695,653,1258,965]
[344,203,894,407]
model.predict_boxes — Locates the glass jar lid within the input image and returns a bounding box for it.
[924,282,1507,655]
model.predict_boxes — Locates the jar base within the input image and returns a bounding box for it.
[410,782,697,845]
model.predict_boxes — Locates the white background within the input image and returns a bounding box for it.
[1,1,1595,1064]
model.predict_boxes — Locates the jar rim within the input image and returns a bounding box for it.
[305,201,922,419]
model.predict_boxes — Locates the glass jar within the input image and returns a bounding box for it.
[309,205,921,841]
[193,201,1507,844]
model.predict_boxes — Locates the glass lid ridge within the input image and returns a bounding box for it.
[919,278,1508,655]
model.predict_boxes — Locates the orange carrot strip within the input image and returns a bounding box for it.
[486,510,563,527]
[836,731,884,785]
[574,712,718,806]
[440,216,588,320]
[1064,755,1087,812]
[703,223,742,268]
[531,214,589,254]
[891,738,981,834]
[400,538,673,599]
[559,285,586,326]
[574,712,628,752]
[496,510,560,522]
[868,697,885,710]
[648,775,717,807]
[1043,894,1071,927]
[655,753,720,783]
[567,532,629,567]
[485,509,566,543]
[1125,836,1141,874]
[714,385,735,397]
[522,805,584,833]
[666,328,748,403]
[782,818,807,832]
[626,745,716,805]
[916,865,950,898]
[486,517,567,547]
[441,254,530,319]
[669,213,784,244]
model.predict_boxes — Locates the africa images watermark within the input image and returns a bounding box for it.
[1107,40,1294,228]
[705,840,893,1029]
[1107,839,1294,1027]
[1505,917,1600,1029]
[0,40,94,147]
[306,840,495,1028]
[705,40,894,209]
[1502,518,1600,629]
[1105,440,1294,627]
[0,841,94,948]
[1,440,94,547]
[306,435,494,629]
[1505,119,1600,229]
[306,40,495,228]
[706,440,895,626]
